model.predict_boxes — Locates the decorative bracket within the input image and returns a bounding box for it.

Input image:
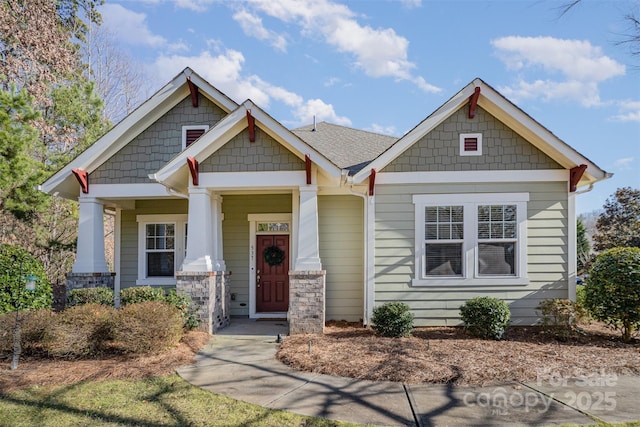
[569,164,587,192]
[305,154,312,185]
[369,169,376,196]
[186,76,199,107]
[468,86,481,119]
[187,156,199,186]
[246,109,256,142]
[71,168,89,194]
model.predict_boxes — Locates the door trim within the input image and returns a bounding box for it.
[248,213,292,319]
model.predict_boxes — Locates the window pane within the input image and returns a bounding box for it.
[451,206,463,222]
[478,205,490,222]
[146,238,155,250]
[146,224,155,237]
[490,205,504,221]
[438,223,451,239]
[478,243,515,275]
[438,206,451,222]
[478,205,518,240]
[166,237,175,249]
[166,224,175,236]
[451,223,464,239]
[478,223,490,239]
[504,223,516,239]
[491,223,503,239]
[425,205,463,241]
[504,205,516,221]
[147,252,174,277]
[425,243,462,276]
[425,207,438,222]
[425,224,437,240]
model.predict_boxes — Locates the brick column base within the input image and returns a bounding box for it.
[288,270,326,334]
[176,271,230,334]
[65,273,116,306]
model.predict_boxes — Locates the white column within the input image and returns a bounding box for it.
[365,194,376,324]
[182,187,214,272]
[211,194,226,271]
[294,186,322,271]
[73,197,110,273]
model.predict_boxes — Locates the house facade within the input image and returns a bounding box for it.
[41,68,610,334]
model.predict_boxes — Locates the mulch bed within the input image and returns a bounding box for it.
[276,322,640,386]
[0,331,210,392]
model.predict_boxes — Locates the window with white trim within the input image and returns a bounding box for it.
[413,193,529,286]
[182,125,209,150]
[460,133,482,156]
[137,215,188,285]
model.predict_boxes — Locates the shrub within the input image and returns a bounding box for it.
[119,286,165,305]
[537,299,588,340]
[0,244,52,314]
[67,287,114,307]
[371,302,414,337]
[111,301,183,354]
[164,289,199,330]
[576,284,587,309]
[585,247,640,342]
[44,303,115,359]
[459,297,511,340]
[0,309,55,357]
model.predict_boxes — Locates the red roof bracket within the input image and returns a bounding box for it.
[468,86,481,119]
[569,164,587,192]
[187,157,199,186]
[186,76,199,108]
[369,169,376,196]
[305,154,312,185]
[246,109,256,142]
[71,168,89,194]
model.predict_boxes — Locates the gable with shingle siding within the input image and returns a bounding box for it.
[199,127,305,172]
[382,106,562,173]
[91,95,227,184]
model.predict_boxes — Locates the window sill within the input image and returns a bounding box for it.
[411,277,529,287]
[136,278,177,286]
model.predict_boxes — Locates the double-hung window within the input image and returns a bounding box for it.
[137,214,188,285]
[413,193,528,286]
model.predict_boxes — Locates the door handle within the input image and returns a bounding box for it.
[256,274,260,287]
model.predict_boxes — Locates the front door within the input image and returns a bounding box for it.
[256,235,289,312]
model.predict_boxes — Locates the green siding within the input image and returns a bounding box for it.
[222,194,292,316]
[119,199,189,288]
[374,182,568,326]
[319,195,364,322]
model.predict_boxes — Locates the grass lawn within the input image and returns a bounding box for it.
[0,374,357,426]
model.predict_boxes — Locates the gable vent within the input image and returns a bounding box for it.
[186,129,206,147]
[464,137,478,152]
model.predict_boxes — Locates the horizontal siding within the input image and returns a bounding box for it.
[119,199,189,289]
[319,195,364,322]
[222,194,292,316]
[374,181,569,326]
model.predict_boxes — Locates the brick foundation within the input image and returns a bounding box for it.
[176,271,230,334]
[288,270,326,334]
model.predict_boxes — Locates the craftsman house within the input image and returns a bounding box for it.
[41,68,610,334]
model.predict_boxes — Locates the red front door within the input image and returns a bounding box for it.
[256,235,289,312]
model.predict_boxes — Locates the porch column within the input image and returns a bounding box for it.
[211,194,226,271]
[182,187,214,272]
[73,197,109,273]
[294,186,322,270]
[289,185,325,334]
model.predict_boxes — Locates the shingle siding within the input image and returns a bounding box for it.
[199,127,305,172]
[92,95,226,183]
[382,106,562,172]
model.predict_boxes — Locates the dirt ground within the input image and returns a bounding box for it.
[0,331,210,392]
[277,322,640,386]
[3,323,639,392]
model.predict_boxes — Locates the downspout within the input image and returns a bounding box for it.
[346,174,374,326]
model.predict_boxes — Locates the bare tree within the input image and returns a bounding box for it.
[83,24,152,124]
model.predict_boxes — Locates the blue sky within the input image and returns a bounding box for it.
[98,0,640,214]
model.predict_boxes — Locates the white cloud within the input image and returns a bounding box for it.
[167,41,190,52]
[400,0,422,8]
[368,123,398,136]
[491,36,625,107]
[99,4,166,48]
[174,0,215,12]
[238,0,440,93]
[232,9,288,52]
[324,77,340,87]
[613,157,635,170]
[150,50,350,126]
[610,100,640,122]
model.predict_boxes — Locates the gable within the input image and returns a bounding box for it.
[381,105,562,173]
[92,95,227,184]
[199,126,305,173]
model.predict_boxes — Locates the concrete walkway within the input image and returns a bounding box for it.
[177,319,640,426]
